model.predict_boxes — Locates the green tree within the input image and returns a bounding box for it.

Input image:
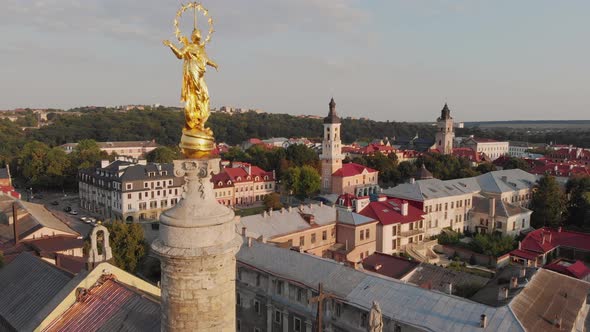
[531,175,566,228]
[469,233,516,256]
[146,146,180,163]
[565,176,590,227]
[105,221,148,273]
[281,165,320,199]
[70,139,106,170]
[476,163,496,174]
[18,141,50,186]
[43,147,71,187]
[298,165,321,198]
[501,157,531,171]
[263,192,283,210]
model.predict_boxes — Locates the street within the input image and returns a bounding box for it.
[29,191,93,237]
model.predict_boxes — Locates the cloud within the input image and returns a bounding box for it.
[1,0,369,43]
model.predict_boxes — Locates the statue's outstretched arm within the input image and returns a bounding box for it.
[163,40,183,59]
[207,58,218,70]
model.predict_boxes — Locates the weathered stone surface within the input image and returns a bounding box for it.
[152,158,241,332]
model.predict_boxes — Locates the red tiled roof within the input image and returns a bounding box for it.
[43,276,160,331]
[452,147,488,163]
[362,252,419,279]
[332,163,377,177]
[544,259,590,279]
[336,193,357,208]
[357,198,424,225]
[359,144,395,155]
[211,163,275,188]
[520,227,590,254]
[529,162,590,177]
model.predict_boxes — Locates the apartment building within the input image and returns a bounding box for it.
[336,194,426,255]
[461,137,509,161]
[239,203,378,265]
[78,158,183,222]
[212,162,276,206]
[383,169,536,239]
[62,140,159,158]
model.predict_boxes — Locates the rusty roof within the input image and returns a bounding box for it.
[43,276,160,332]
[510,269,590,332]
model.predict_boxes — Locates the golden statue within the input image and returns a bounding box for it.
[164,2,218,159]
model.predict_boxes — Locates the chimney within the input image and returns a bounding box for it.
[12,202,19,244]
[409,178,416,184]
[520,267,526,278]
[518,241,522,250]
[446,282,453,295]
[319,201,323,207]
[480,314,488,328]
[489,198,496,217]
[55,254,61,267]
[268,209,273,217]
[558,227,562,233]
[510,277,518,289]
[280,207,285,214]
[497,287,508,301]
[288,206,292,213]
[241,226,247,237]
[401,200,409,216]
[374,264,382,271]
[541,235,545,245]
[248,237,252,247]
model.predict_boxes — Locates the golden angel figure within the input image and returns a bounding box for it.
[163,28,218,135]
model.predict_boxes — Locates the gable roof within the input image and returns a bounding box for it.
[332,163,377,177]
[518,227,590,254]
[471,196,532,218]
[337,210,376,226]
[42,277,160,332]
[238,240,523,332]
[0,253,73,331]
[544,259,590,279]
[509,269,590,332]
[358,198,424,225]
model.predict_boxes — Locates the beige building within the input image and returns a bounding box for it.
[61,140,159,158]
[469,195,532,236]
[462,137,509,161]
[434,103,455,154]
[239,203,377,265]
[212,162,276,206]
[320,98,379,195]
[78,158,183,222]
[384,169,536,238]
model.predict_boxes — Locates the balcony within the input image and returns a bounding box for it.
[400,228,425,237]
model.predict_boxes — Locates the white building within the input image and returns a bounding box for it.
[462,137,509,161]
[61,140,159,159]
[78,158,183,222]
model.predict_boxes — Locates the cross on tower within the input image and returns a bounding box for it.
[308,283,335,332]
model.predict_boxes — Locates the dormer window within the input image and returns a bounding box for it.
[255,176,260,181]
[227,181,232,185]
[264,176,269,180]
[237,177,242,181]
[218,181,223,186]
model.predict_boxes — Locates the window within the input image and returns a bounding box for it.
[495,221,503,229]
[335,302,342,317]
[322,230,327,240]
[392,240,397,249]
[360,312,368,327]
[127,204,132,210]
[254,300,261,315]
[297,287,304,302]
[256,273,261,286]
[392,226,397,236]
[275,310,282,324]
[366,229,370,239]
[360,230,365,240]
[445,203,448,210]
[311,234,316,243]
[236,292,241,306]
[451,202,454,209]
[300,236,305,246]
[276,280,283,295]
[522,218,525,228]
[512,221,516,231]
[294,317,302,332]
[127,193,132,199]
[127,183,132,190]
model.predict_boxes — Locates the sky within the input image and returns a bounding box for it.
[1,0,589,122]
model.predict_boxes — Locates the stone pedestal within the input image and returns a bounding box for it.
[152,158,242,332]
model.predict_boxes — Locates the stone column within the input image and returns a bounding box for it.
[152,158,242,332]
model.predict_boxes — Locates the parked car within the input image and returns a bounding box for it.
[69,210,78,215]
[51,201,59,206]
[88,217,97,224]
[80,216,88,222]
[64,206,72,212]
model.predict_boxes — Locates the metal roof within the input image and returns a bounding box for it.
[237,240,524,332]
[0,253,73,331]
[239,204,336,240]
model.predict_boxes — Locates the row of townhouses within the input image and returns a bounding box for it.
[79,158,276,221]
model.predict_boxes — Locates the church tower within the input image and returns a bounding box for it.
[435,103,454,155]
[320,98,343,193]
